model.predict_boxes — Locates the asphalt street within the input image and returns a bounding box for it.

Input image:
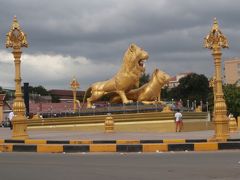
[0,151,240,180]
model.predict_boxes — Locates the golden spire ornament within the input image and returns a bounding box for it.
[70,77,80,112]
[204,18,229,141]
[6,16,29,139]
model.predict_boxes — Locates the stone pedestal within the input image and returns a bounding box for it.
[162,106,172,112]
[229,116,238,132]
[105,114,114,133]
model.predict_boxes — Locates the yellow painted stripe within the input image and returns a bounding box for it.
[25,139,47,144]
[70,140,93,144]
[194,143,218,151]
[0,144,13,152]
[37,145,63,153]
[163,139,186,144]
[116,140,140,144]
[0,139,4,144]
[90,144,116,152]
[143,144,168,152]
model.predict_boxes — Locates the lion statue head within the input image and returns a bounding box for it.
[122,43,149,74]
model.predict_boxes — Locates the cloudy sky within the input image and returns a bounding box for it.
[0,0,240,90]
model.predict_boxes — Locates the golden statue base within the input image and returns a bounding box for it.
[208,119,229,142]
[229,116,238,133]
[11,116,29,139]
[105,114,114,133]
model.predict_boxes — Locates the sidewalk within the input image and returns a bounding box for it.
[0,128,240,140]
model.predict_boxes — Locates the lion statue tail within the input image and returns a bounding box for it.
[81,87,92,109]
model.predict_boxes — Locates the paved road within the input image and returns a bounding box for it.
[0,151,240,180]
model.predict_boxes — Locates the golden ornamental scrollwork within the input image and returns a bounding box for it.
[6,16,28,49]
[203,18,229,49]
[70,76,80,90]
[209,76,216,88]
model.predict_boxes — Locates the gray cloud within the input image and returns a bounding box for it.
[0,0,240,90]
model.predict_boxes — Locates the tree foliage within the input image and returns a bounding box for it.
[27,85,49,96]
[51,94,60,103]
[223,84,240,117]
[0,86,4,94]
[139,73,150,87]
[162,73,210,106]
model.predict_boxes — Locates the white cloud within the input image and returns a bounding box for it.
[1,0,240,90]
[0,50,118,90]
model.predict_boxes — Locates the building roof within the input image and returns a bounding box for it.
[49,89,85,99]
[169,76,177,82]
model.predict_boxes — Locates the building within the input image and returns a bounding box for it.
[48,89,85,102]
[168,72,192,88]
[224,58,240,85]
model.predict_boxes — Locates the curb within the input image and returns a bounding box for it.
[1,138,240,145]
[0,140,240,153]
[1,142,240,153]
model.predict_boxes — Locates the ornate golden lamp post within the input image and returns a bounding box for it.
[204,18,229,141]
[70,77,80,112]
[6,16,28,139]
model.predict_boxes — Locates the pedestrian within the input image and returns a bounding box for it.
[8,111,14,130]
[174,109,183,132]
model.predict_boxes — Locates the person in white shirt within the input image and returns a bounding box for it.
[8,111,14,130]
[174,109,183,132]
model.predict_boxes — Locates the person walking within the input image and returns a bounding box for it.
[174,109,183,132]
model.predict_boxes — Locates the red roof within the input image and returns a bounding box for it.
[169,76,177,82]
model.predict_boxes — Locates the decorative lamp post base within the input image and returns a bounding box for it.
[209,118,229,142]
[11,116,29,139]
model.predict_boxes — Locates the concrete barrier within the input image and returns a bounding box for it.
[1,138,240,153]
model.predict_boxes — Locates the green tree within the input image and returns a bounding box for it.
[223,84,240,118]
[51,94,60,103]
[0,86,3,93]
[31,86,49,96]
[22,85,49,96]
[139,73,150,87]
[162,73,210,106]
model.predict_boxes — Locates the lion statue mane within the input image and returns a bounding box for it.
[84,43,149,108]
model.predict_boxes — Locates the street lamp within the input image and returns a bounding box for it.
[204,18,229,141]
[70,76,80,113]
[5,16,28,139]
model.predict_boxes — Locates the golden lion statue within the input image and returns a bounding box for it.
[84,43,149,108]
[111,69,170,104]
